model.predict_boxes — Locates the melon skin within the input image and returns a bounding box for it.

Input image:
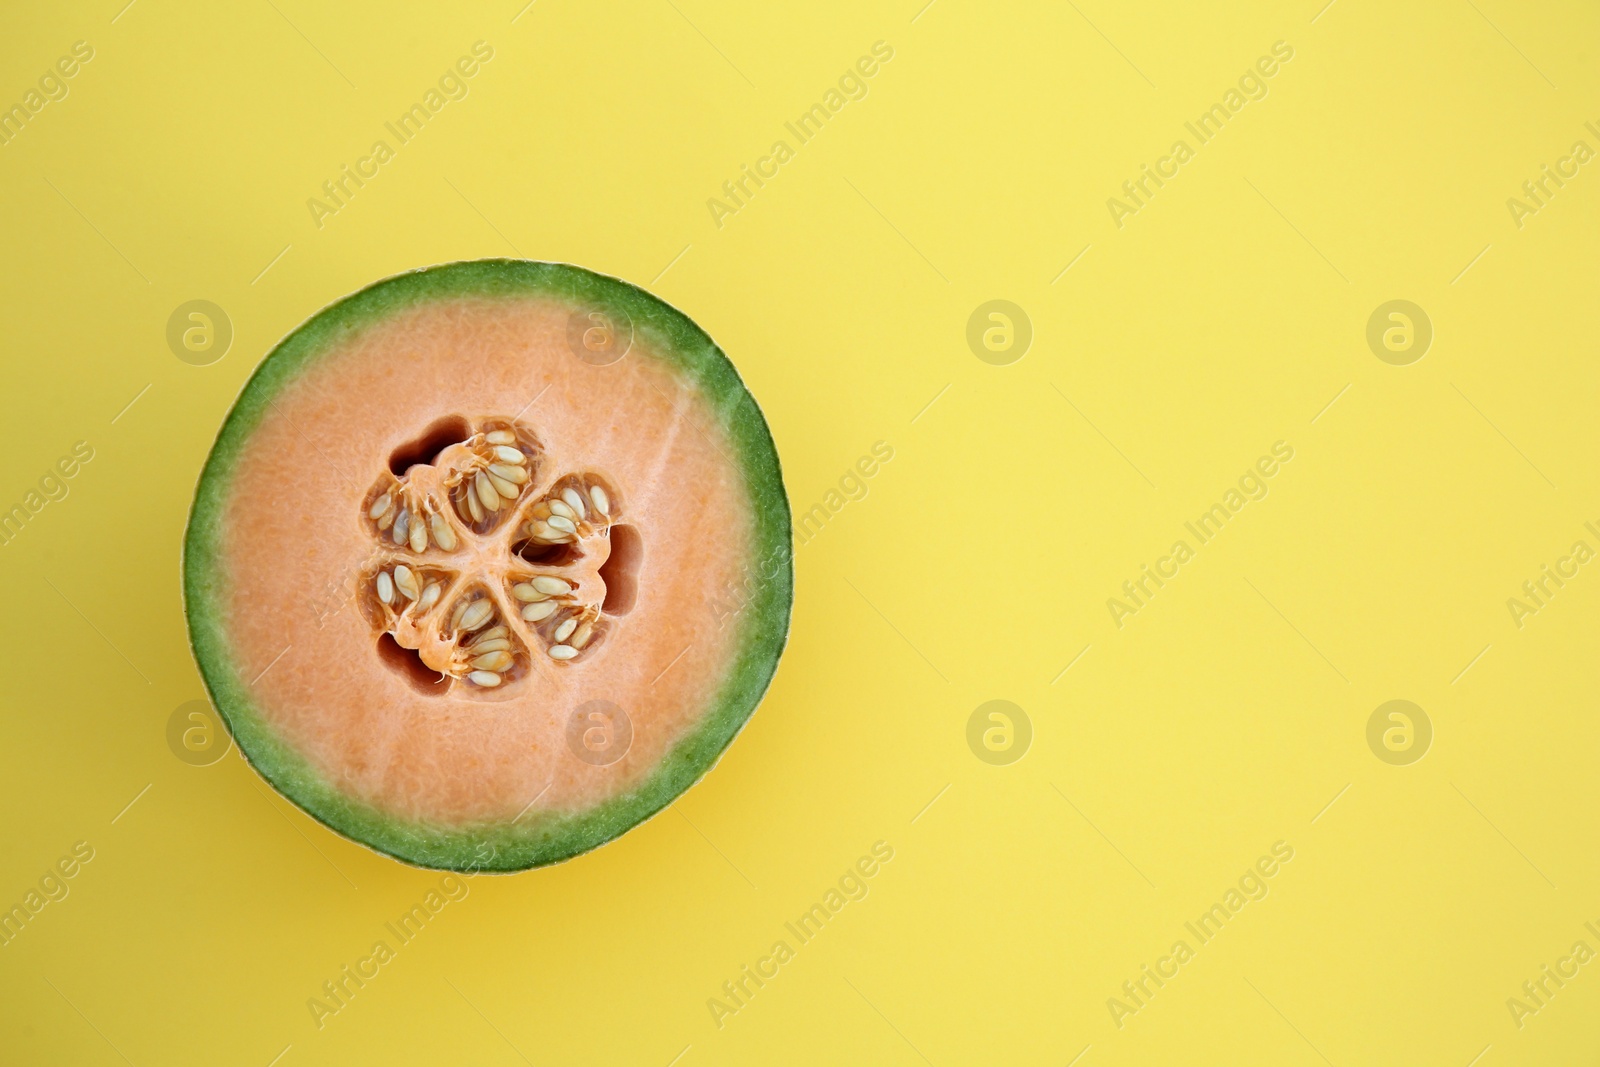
[183,260,792,872]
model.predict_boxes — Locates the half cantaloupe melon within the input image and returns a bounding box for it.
[183,260,791,871]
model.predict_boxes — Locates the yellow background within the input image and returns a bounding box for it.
[2,0,1598,1063]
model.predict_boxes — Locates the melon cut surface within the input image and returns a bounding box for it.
[183,261,792,871]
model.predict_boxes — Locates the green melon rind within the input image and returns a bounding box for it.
[182,260,792,872]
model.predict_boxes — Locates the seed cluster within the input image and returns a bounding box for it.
[447,430,532,530]
[370,489,459,554]
[358,418,626,694]
[374,563,444,614]
[446,596,518,687]
[521,479,611,545]
[509,572,606,662]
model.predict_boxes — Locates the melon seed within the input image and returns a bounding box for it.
[520,601,557,622]
[418,582,442,611]
[467,670,502,687]
[561,487,587,518]
[489,463,528,484]
[525,520,572,543]
[471,650,512,671]
[553,618,577,642]
[457,599,493,632]
[429,512,457,551]
[376,571,394,605]
[474,472,501,513]
[485,430,516,445]
[394,565,419,601]
[590,486,609,516]
[487,472,519,500]
[548,645,577,660]
[532,576,569,595]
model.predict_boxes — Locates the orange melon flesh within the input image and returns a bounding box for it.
[184,261,792,871]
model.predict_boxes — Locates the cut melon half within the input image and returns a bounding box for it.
[183,261,791,871]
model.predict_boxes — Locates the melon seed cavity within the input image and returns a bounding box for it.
[359,416,626,695]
